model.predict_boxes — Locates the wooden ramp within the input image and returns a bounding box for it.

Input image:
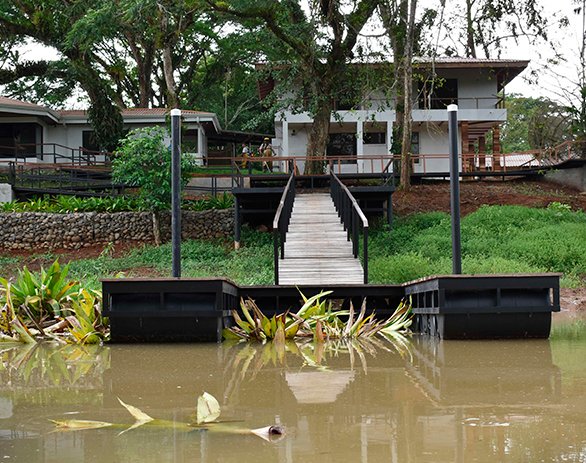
[278,193,364,285]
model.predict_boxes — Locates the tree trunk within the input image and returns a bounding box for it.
[399,62,413,190]
[305,97,332,174]
[398,0,417,191]
[163,44,179,109]
[465,0,477,58]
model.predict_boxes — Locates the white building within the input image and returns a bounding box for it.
[0,96,221,162]
[260,57,529,174]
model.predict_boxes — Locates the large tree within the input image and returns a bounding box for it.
[207,0,381,174]
[442,0,551,59]
[0,0,125,150]
[380,0,420,190]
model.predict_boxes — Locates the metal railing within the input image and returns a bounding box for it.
[278,95,505,112]
[330,171,369,284]
[272,171,296,285]
[7,162,124,196]
[0,143,113,166]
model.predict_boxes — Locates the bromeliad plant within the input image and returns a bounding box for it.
[223,290,413,342]
[0,260,78,320]
[0,260,108,345]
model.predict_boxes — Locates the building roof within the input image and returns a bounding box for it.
[0,97,275,141]
[0,96,48,109]
[0,96,61,123]
[415,56,530,66]
[256,57,529,99]
[57,108,215,117]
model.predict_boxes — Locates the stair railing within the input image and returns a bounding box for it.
[330,171,369,284]
[272,171,296,285]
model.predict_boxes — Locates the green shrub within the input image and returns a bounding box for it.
[112,127,196,211]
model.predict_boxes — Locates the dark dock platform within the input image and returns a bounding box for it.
[102,273,560,342]
[406,274,561,339]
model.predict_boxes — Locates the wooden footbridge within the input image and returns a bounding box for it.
[271,172,371,285]
[278,193,364,285]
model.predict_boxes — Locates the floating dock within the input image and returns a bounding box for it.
[102,273,560,342]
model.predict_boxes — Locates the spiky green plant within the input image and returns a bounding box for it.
[0,260,79,320]
[224,290,412,342]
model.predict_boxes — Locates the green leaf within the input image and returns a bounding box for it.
[196,391,221,424]
[49,420,114,431]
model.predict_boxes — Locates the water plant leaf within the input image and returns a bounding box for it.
[314,320,325,343]
[250,425,286,442]
[196,391,221,424]
[222,328,242,340]
[10,317,37,343]
[273,323,285,343]
[296,290,334,318]
[49,419,114,431]
[118,398,154,423]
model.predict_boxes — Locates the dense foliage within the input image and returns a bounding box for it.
[0,193,234,213]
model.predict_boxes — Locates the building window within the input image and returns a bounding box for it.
[418,78,458,109]
[0,123,42,157]
[327,133,357,164]
[82,131,100,152]
[364,132,386,144]
[411,132,420,164]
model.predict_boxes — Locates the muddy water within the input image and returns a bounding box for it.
[1,318,585,462]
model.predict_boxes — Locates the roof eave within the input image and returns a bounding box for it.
[0,103,61,124]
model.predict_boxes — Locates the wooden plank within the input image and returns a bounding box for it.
[278,193,364,285]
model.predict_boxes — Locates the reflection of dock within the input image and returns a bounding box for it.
[406,336,562,406]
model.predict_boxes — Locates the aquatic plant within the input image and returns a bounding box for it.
[49,391,284,442]
[0,260,78,319]
[223,290,412,342]
[0,260,109,344]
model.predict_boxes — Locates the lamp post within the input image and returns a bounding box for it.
[448,104,462,275]
[171,109,181,278]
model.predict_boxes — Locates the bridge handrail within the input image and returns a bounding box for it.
[330,171,369,284]
[272,171,296,285]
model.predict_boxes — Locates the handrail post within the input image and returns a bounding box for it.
[363,226,368,284]
[352,208,359,258]
[274,228,279,285]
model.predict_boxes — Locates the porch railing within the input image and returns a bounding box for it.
[330,171,369,284]
[272,171,296,285]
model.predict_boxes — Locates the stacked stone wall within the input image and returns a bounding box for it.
[0,210,234,250]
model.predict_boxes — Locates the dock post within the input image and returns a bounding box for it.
[448,104,462,274]
[171,108,182,278]
[234,195,240,250]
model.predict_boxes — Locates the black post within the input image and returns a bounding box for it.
[387,195,393,230]
[363,227,368,284]
[171,109,182,278]
[448,104,462,274]
[274,228,279,285]
[234,196,240,250]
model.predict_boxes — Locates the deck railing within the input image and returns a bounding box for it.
[0,143,113,166]
[330,171,369,284]
[7,162,124,196]
[272,171,296,285]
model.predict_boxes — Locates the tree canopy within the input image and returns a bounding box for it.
[1,0,582,174]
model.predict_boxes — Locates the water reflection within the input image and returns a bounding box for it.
[1,334,585,462]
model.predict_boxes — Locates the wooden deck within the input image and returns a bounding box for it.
[278,193,364,285]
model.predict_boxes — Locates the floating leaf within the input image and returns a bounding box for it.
[49,419,113,430]
[196,391,221,424]
[118,398,154,423]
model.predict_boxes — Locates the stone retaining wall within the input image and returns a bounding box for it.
[0,209,234,250]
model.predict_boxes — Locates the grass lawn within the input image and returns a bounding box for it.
[2,204,586,290]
